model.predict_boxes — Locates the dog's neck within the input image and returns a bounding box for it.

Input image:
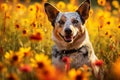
[52,30,89,51]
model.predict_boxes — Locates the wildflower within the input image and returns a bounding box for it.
[6,13,11,19]
[6,73,19,80]
[16,4,22,9]
[56,1,66,10]
[118,24,120,29]
[29,32,42,41]
[28,5,36,14]
[22,29,29,36]
[15,24,20,29]
[22,29,27,35]
[30,53,51,69]
[1,3,8,12]
[112,0,119,9]
[37,12,45,19]
[97,0,106,6]
[5,51,23,65]
[109,35,112,38]
[29,29,44,41]
[67,4,77,11]
[35,3,42,12]
[105,32,108,35]
[68,68,90,80]
[19,47,31,57]
[19,64,32,73]
[89,9,94,16]
[106,21,110,25]
[94,60,103,67]
[30,21,37,28]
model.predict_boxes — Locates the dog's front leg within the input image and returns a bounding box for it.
[90,52,103,80]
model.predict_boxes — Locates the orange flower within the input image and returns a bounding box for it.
[97,0,106,6]
[112,58,120,79]
[1,3,8,12]
[68,68,90,80]
[112,0,119,9]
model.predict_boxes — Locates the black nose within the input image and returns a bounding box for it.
[65,28,72,34]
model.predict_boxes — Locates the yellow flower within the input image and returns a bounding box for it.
[67,4,77,11]
[56,1,66,10]
[112,0,119,9]
[16,3,24,10]
[97,0,106,6]
[37,12,45,19]
[30,53,51,69]
[1,3,8,12]
[14,22,21,30]
[5,50,24,65]
[28,5,36,14]
[22,29,29,36]
[19,47,31,57]
[68,65,91,80]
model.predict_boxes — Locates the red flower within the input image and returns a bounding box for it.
[94,60,103,67]
[62,56,70,71]
[29,32,42,41]
[19,64,32,72]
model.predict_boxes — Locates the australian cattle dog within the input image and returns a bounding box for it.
[44,0,102,79]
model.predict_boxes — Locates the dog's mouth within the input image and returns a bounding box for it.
[59,33,75,42]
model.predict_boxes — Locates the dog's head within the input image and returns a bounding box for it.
[44,0,90,43]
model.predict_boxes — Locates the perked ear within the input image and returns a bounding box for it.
[44,3,59,26]
[76,0,90,24]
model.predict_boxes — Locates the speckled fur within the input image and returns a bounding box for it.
[44,0,103,79]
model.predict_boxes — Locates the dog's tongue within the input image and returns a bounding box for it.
[64,36,72,42]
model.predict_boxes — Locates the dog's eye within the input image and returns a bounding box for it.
[58,20,65,25]
[72,20,79,24]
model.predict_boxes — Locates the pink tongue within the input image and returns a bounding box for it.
[65,36,72,40]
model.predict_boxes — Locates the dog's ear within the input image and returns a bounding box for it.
[44,3,59,26]
[76,0,90,24]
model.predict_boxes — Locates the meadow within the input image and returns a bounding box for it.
[0,0,120,80]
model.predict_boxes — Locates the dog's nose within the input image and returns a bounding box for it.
[65,28,72,34]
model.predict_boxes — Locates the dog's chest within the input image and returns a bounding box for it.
[52,45,91,69]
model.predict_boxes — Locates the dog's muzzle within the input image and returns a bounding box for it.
[59,28,76,42]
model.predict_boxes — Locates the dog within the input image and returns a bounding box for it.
[44,0,102,79]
